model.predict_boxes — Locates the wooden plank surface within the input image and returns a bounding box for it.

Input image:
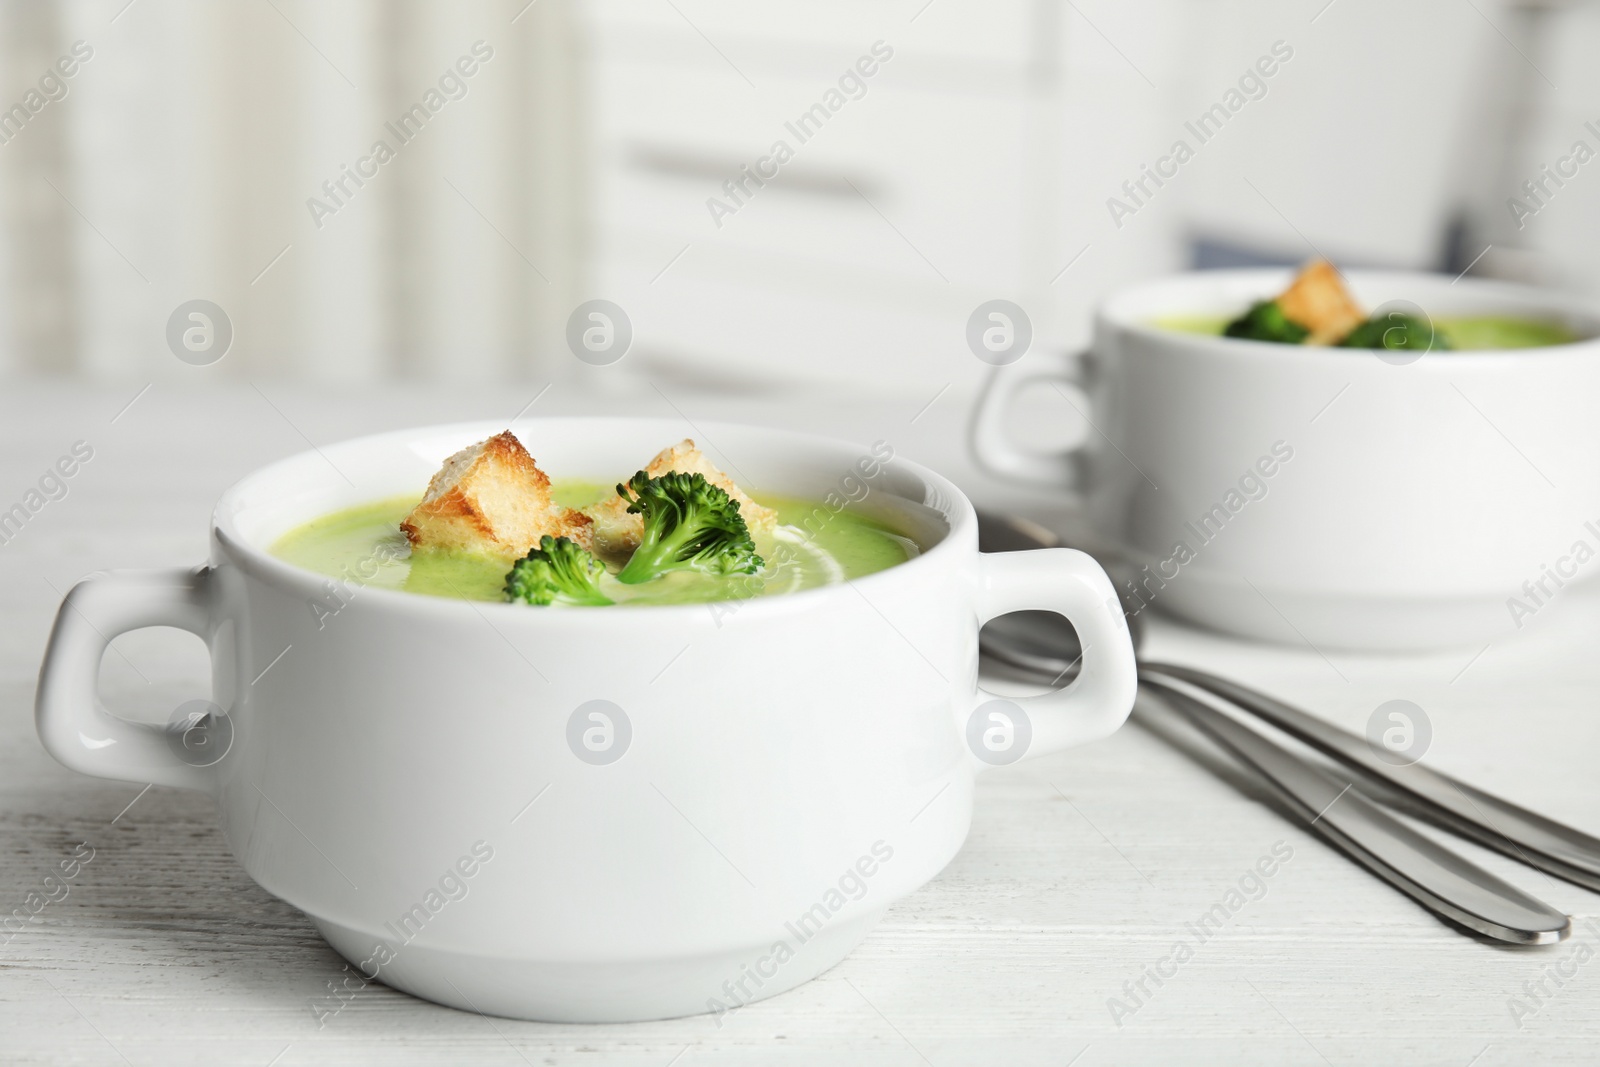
[3,381,1598,1065]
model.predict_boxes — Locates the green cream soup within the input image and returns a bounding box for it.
[270,480,920,606]
[1155,313,1578,349]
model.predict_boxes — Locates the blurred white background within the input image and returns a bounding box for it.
[0,0,1593,395]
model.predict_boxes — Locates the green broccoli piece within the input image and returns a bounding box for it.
[1338,313,1448,352]
[505,536,612,606]
[1223,300,1311,344]
[613,470,764,585]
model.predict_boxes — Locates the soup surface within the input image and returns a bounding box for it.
[271,480,919,605]
[1154,313,1578,349]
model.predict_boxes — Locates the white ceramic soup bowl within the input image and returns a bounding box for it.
[36,418,1137,1023]
[973,270,1600,651]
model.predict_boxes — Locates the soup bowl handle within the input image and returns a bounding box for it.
[36,566,218,792]
[970,348,1094,492]
[970,548,1138,765]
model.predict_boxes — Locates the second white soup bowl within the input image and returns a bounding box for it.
[973,270,1600,651]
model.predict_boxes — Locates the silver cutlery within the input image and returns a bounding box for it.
[1142,662,1600,894]
[976,511,1593,945]
[1144,678,1569,944]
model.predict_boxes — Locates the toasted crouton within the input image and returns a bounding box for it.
[585,439,776,561]
[400,431,592,558]
[1276,260,1366,345]
[585,495,643,563]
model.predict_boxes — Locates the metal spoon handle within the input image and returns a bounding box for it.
[1143,662,1600,892]
[1141,677,1571,945]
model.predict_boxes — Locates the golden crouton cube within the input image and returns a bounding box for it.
[400,431,592,558]
[1276,259,1366,345]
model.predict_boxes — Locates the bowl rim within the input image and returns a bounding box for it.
[1100,267,1600,362]
[209,417,973,624]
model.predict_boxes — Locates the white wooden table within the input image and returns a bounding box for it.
[4,379,1599,1065]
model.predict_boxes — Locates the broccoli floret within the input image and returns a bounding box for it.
[505,536,612,606]
[1338,313,1448,352]
[1223,300,1311,344]
[613,470,764,585]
